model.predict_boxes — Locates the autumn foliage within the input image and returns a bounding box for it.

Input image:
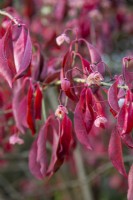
[0,0,133,199]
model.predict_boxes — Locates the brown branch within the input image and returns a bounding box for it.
[43,78,128,90]
[74,147,94,200]
[0,9,21,26]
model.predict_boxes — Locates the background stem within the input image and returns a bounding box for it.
[74,146,93,200]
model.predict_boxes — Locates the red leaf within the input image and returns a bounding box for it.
[27,82,36,135]
[85,88,94,132]
[34,84,42,120]
[61,51,78,102]
[31,44,45,81]
[59,114,73,157]
[121,134,133,148]
[0,24,16,87]
[0,23,32,87]
[29,139,43,179]
[81,57,91,74]
[117,90,133,135]
[61,78,71,91]
[29,115,64,179]
[36,121,49,176]
[78,39,105,75]
[54,0,67,21]
[108,79,120,114]
[74,88,93,150]
[12,84,28,133]
[108,128,127,177]
[65,88,78,102]
[29,116,53,179]
[12,24,32,79]
[123,57,133,89]
[88,43,101,64]
[46,125,63,177]
[41,116,63,177]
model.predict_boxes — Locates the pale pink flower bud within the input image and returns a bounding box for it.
[9,134,24,145]
[86,71,104,86]
[55,105,68,119]
[94,116,107,128]
[56,33,70,46]
[89,9,102,21]
[61,78,71,91]
[118,98,125,108]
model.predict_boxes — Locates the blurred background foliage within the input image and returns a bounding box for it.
[0,0,133,200]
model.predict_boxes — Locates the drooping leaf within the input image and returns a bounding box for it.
[108,79,120,115]
[123,57,133,89]
[0,24,16,87]
[78,39,105,75]
[12,24,32,79]
[41,116,63,177]
[85,88,94,132]
[61,51,78,102]
[108,127,127,177]
[12,83,28,133]
[29,116,55,179]
[29,115,66,179]
[46,125,63,177]
[81,57,91,74]
[59,114,73,157]
[31,44,45,81]
[29,139,43,179]
[36,121,49,176]
[74,88,93,150]
[0,23,32,87]
[117,90,133,135]
[27,82,36,135]
[121,134,133,149]
[54,0,67,21]
[34,84,42,120]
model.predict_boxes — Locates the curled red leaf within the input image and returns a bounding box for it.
[74,88,94,150]
[108,79,120,115]
[34,84,42,120]
[108,127,127,177]
[0,23,32,87]
[27,81,36,135]
[29,113,74,179]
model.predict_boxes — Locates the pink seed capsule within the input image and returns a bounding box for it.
[94,116,107,128]
[55,105,68,119]
[56,33,70,46]
[9,134,24,145]
[86,71,104,86]
[118,98,125,108]
[61,78,71,91]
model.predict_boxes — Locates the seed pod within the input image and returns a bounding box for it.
[55,105,68,119]
[61,78,71,91]
[94,116,107,128]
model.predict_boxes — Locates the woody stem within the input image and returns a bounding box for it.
[43,78,128,90]
[0,9,21,26]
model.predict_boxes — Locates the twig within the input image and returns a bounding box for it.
[0,9,21,26]
[74,147,93,200]
[46,155,133,194]
[0,174,24,200]
[43,78,128,90]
